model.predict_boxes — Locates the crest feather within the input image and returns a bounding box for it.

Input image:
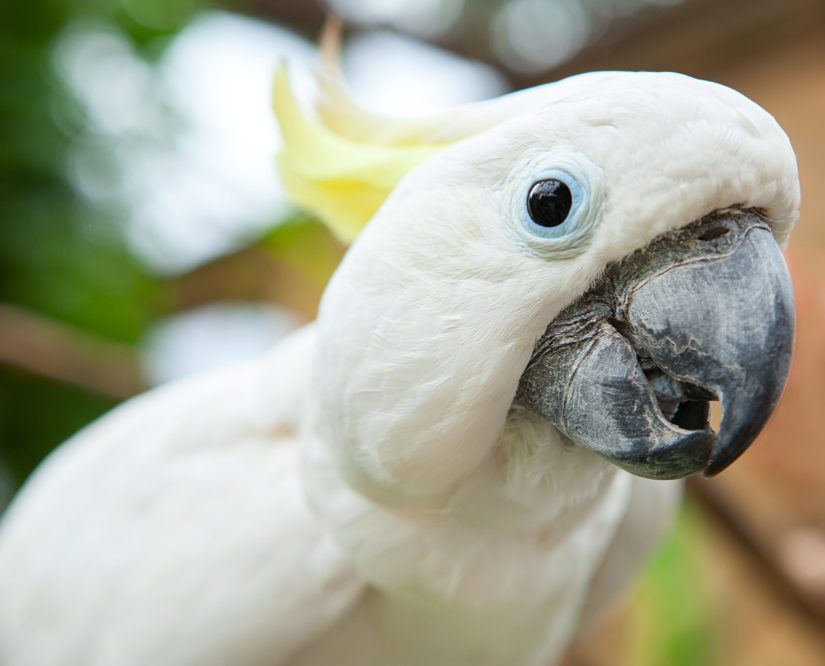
[274,22,517,242]
[313,21,513,147]
[274,61,443,243]
[314,21,459,147]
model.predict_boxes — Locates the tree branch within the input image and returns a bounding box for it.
[0,304,145,399]
[687,476,825,635]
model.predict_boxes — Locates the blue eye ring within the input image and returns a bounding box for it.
[513,164,601,259]
[520,169,586,240]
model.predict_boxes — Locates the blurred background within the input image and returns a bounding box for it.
[1,0,824,663]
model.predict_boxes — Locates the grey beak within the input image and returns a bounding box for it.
[515,209,795,479]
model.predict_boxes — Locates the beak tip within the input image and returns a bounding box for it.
[703,423,763,477]
[702,455,742,476]
[702,457,734,477]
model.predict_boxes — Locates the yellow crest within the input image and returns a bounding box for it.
[273,22,501,243]
[273,67,438,244]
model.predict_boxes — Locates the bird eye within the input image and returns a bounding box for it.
[516,164,598,256]
[527,179,572,228]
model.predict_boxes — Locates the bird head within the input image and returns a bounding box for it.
[275,57,798,500]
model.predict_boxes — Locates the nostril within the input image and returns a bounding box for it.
[698,226,730,241]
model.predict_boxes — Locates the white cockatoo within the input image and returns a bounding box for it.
[0,34,799,666]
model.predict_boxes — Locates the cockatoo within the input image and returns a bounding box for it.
[0,40,798,666]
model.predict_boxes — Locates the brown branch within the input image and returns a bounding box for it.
[171,247,321,320]
[531,0,825,86]
[687,476,825,636]
[243,0,329,40]
[246,0,825,92]
[0,304,145,398]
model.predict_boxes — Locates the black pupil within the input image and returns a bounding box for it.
[527,179,572,228]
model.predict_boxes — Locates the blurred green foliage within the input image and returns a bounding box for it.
[0,0,216,496]
[0,0,206,336]
[0,370,118,489]
[631,501,720,665]
[261,214,344,290]
[0,1,336,500]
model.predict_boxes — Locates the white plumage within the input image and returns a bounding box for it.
[0,70,798,666]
